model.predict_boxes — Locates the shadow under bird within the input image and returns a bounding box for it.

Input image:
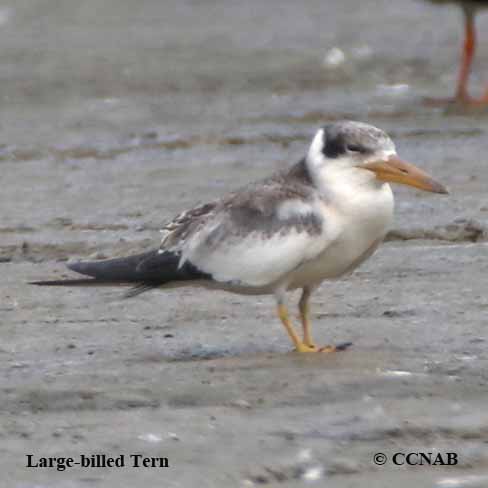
[32,121,448,353]
[424,0,488,105]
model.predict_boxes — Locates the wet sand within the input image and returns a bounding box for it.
[2,0,488,486]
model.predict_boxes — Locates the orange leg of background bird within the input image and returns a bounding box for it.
[455,8,476,102]
[425,7,488,107]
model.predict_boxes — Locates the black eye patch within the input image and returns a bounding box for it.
[346,144,369,154]
[322,134,346,158]
[346,144,362,152]
[321,124,377,158]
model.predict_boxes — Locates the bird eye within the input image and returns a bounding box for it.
[346,144,363,153]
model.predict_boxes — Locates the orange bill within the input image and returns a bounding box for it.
[360,155,448,194]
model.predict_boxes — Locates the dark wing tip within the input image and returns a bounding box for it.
[66,260,87,274]
[29,280,51,285]
[29,278,98,286]
[64,250,161,281]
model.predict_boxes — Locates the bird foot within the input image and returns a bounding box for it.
[423,95,488,109]
[423,96,460,107]
[294,342,352,353]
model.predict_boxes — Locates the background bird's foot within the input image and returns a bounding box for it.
[293,341,352,353]
[423,96,458,107]
[423,95,488,110]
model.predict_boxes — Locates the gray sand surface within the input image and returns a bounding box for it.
[1,1,488,486]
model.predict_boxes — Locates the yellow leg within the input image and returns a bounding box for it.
[277,303,317,353]
[299,287,315,347]
[297,288,353,354]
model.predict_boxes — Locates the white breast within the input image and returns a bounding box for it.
[287,182,394,289]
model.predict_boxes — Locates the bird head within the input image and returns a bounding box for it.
[307,121,448,194]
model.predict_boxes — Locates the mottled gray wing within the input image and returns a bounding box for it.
[159,179,336,287]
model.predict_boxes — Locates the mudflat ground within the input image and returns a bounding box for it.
[1,1,488,487]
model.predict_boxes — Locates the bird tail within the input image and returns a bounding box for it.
[30,278,119,286]
[30,249,210,297]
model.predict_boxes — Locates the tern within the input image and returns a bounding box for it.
[32,121,447,353]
